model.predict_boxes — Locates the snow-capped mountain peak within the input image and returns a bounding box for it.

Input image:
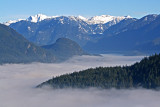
[87,15,114,24]
[68,15,88,22]
[26,14,51,23]
[4,14,60,25]
[68,15,131,25]
[77,15,88,21]
[87,15,131,24]
[4,19,25,26]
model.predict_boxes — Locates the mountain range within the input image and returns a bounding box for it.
[5,14,131,46]
[5,14,160,55]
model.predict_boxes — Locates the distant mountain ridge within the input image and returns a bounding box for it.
[5,14,160,55]
[6,14,131,46]
[4,14,131,25]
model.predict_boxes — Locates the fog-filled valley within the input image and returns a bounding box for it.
[1,0,160,107]
[1,54,160,107]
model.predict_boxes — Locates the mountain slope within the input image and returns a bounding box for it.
[0,24,56,64]
[84,14,160,54]
[42,38,88,61]
[37,53,160,89]
[103,18,137,36]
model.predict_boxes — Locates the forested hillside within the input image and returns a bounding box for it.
[0,24,56,64]
[38,53,160,89]
[42,38,88,61]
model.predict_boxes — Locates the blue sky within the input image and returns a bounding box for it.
[1,0,160,22]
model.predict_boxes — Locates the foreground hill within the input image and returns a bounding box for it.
[42,38,88,61]
[0,24,57,64]
[38,53,160,89]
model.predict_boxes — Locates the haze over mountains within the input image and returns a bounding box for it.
[5,14,160,55]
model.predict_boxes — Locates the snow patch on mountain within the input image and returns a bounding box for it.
[77,16,88,21]
[87,15,131,24]
[27,14,48,22]
[4,19,25,26]
[27,26,31,31]
[69,16,88,22]
[26,14,59,23]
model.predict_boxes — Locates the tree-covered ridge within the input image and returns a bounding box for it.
[42,38,88,61]
[38,53,160,89]
[0,24,57,64]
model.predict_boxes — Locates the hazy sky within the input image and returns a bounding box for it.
[1,0,160,22]
[0,55,160,107]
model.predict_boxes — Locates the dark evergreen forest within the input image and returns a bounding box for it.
[38,53,160,89]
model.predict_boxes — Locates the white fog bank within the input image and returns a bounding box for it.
[1,54,159,107]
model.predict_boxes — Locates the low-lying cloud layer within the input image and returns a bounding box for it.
[0,54,159,107]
